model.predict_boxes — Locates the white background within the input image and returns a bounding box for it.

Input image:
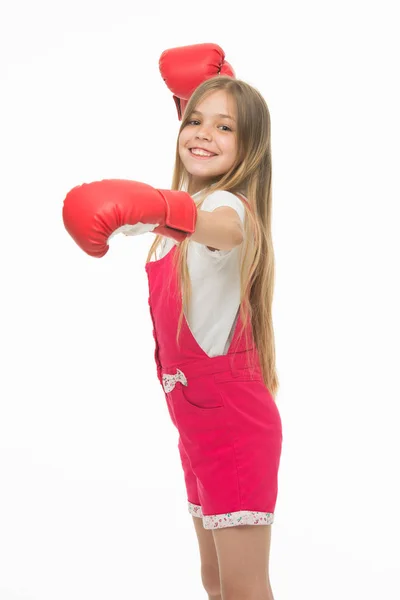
[1,0,399,598]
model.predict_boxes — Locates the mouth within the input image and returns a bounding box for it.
[188,148,218,160]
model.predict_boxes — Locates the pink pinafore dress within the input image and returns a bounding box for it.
[144,195,283,530]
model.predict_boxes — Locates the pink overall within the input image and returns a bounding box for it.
[145,210,283,530]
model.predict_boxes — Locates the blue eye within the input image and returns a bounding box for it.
[187,120,232,132]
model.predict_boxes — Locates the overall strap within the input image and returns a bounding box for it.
[231,191,252,212]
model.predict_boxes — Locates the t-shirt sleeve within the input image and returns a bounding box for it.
[196,190,246,258]
[200,190,246,225]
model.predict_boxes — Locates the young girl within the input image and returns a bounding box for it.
[144,77,282,600]
[62,74,282,600]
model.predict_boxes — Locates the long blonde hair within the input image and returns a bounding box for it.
[145,76,279,399]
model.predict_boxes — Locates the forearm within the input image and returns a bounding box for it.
[190,209,243,251]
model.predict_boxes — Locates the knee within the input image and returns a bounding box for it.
[201,564,221,597]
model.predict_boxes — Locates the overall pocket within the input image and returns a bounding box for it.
[178,375,225,410]
[213,365,263,384]
[170,381,233,477]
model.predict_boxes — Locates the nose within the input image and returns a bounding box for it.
[195,123,212,140]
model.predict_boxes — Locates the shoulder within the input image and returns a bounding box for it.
[200,190,247,224]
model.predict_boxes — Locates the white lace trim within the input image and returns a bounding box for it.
[188,501,274,529]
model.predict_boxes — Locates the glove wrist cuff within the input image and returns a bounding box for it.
[156,190,197,241]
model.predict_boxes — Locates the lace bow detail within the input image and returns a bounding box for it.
[162,369,188,393]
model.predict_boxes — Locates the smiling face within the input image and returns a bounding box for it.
[178,89,238,194]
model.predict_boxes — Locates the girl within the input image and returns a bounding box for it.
[62,74,282,600]
[144,76,282,600]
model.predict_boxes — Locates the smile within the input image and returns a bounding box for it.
[189,148,217,159]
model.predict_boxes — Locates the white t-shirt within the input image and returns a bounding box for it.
[149,190,247,357]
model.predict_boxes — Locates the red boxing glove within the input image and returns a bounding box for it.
[159,43,235,120]
[62,179,197,258]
